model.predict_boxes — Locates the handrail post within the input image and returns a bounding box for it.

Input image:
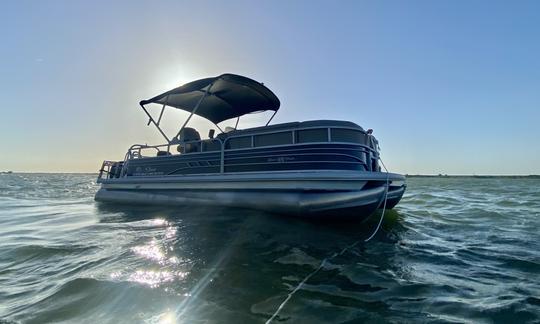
[220,138,225,173]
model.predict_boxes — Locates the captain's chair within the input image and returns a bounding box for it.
[174,127,201,153]
[179,127,201,142]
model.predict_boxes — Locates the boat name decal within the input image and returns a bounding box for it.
[133,166,163,176]
[267,156,295,163]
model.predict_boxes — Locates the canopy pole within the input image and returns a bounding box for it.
[266,110,277,126]
[140,103,170,143]
[234,116,240,130]
[174,83,215,141]
[215,123,225,133]
[156,95,169,126]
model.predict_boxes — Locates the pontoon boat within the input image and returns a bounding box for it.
[95,74,405,219]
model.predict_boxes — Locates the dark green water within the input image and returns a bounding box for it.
[0,174,539,323]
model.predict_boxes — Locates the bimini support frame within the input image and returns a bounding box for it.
[156,95,169,126]
[140,102,171,143]
[266,110,278,126]
[174,81,216,141]
[140,81,222,144]
[139,74,278,142]
[235,109,276,129]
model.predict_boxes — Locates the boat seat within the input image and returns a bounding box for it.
[177,142,200,154]
[217,122,300,139]
[168,128,202,154]
[178,127,201,142]
[298,120,364,132]
[156,150,172,156]
[215,120,364,140]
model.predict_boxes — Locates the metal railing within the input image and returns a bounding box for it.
[98,160,121,179]
[97,126,380,180]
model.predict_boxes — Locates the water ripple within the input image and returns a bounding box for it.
[0,174,539,323]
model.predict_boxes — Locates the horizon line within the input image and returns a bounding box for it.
[2,171,539,177]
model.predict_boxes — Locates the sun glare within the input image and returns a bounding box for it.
[152,63,202,93]
[159,311,177,324]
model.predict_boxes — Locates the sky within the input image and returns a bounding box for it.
[1,1,539,175]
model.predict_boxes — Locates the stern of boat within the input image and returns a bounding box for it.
[97,160,124,182]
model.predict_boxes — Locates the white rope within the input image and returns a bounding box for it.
[265,158,391,324]
[364,158,390,242]
[264,259,329,324]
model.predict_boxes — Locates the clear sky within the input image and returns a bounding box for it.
[1,1,539,174]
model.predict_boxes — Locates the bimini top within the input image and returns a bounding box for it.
[140,73,280,124]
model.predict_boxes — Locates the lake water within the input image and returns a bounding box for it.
[0,174,539,323]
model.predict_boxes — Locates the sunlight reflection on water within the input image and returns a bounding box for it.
[132,240,166,263]
[129,270,175,288]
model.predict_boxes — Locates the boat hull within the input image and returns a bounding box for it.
[95,171,406,220]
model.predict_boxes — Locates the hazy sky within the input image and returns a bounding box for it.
[1,1,539,174]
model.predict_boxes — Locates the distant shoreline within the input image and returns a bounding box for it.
[405,174,540,179]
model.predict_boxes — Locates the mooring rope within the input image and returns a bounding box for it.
[265,159,391,324]
[364,158,390,242]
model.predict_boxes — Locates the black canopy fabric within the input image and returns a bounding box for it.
[140,74,280,124]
